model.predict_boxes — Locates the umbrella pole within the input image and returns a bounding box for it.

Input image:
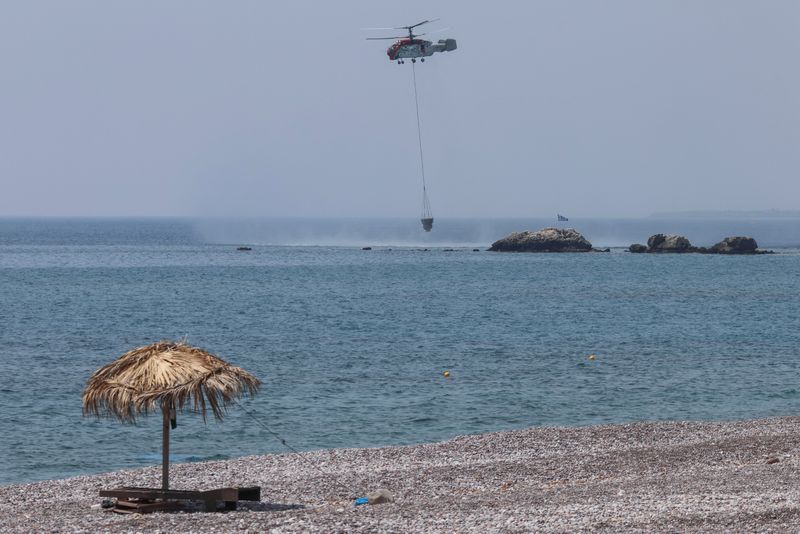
[162,404,170,491]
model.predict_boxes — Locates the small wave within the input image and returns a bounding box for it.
[767,389,799,399]
[407,416,436,424]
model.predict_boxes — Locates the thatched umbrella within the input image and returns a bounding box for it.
[82,341,260,491]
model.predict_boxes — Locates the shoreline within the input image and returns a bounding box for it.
[3,417,800,532]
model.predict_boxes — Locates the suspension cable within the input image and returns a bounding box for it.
[411,62,431,217]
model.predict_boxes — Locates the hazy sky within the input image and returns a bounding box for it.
[1,1,798,218]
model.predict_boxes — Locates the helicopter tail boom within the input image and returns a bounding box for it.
[439,38,457,52]
[425,39,457,55]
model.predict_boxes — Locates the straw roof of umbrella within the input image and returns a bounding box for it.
[82,340,260,422]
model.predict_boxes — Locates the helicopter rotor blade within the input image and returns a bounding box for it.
[360,27,398,31]
[395,18,440,30]
[366,36,405,40]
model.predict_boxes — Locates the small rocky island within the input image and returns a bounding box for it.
[489,228,594,252]
[629,234,772,254]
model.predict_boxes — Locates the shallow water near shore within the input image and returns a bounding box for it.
[1,217,800,485]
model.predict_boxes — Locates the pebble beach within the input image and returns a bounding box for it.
[3,417,800,532]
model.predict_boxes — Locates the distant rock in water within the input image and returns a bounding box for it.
[629,234,773,254]
[710,236,758,254]
[489,228,593,252]
[647,234,693,253]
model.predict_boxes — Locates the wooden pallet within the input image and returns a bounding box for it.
[100,486,261,513]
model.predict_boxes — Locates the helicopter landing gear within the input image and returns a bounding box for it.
[411,58,416,63]
[420,58,425,62]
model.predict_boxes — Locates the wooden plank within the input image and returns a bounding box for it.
[111,500,182,514]
[101,486,261,501]
[101,488,205,500]
[114,500,153,508]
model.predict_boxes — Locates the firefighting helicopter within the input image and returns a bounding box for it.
[365,19,457,232]
[366,19,457,64]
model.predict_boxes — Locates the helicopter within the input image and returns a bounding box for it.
[366,19,457,64]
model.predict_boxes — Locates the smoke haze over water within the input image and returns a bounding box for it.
[2,217,797,249]
[192,217,800,249]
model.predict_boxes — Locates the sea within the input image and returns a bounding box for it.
[2,216,799,486]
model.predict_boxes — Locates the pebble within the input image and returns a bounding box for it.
[2,417,800,532]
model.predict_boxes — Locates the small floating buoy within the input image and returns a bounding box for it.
[588,354,596,361]
[443,370,450,378]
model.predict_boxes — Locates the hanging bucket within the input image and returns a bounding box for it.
[421,218,433,232]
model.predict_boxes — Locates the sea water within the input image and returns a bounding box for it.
[1,217,799,485]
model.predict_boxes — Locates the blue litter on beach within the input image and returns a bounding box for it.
[355,497,369,506]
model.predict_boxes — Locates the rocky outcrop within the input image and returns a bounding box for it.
[628,234,772,254]
[489,228,593,252]
[710,236,758,254]
[647,234,693,252]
